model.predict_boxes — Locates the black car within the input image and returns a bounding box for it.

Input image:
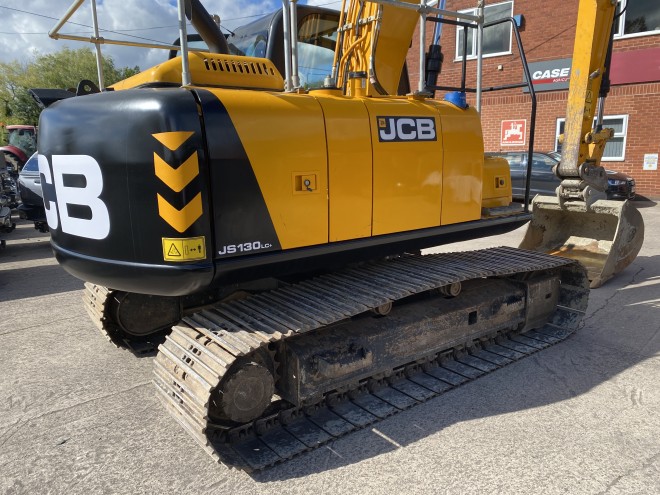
[486,151,636,201]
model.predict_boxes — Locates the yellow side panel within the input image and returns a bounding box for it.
[482,156,512,209]
[363,99,443,236]
[211,90,328,249]
[317,95,373,241]
[431,102,483,225]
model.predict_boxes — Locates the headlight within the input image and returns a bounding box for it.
[608,179,626,186]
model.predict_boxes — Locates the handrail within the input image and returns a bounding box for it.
[50,0,193,89]
[422,14,537,213]
[497,16,537,211]
[49,1,181,51]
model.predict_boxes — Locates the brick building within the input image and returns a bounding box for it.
[408,0,660,197]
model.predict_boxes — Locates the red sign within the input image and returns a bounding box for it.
[501,119,526,146]
[611,47,660,85]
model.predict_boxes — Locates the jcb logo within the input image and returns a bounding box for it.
[377,116,436,142]
[39,154,110,240]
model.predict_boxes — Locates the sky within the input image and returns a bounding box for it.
[0,0,342,71]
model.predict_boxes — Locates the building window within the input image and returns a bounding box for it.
[555,115,629,161]
[613,0,660,38]
[456,1,513,60]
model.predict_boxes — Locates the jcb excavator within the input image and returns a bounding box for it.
[34,0,642,470]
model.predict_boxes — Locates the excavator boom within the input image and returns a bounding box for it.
[521,0,644,288]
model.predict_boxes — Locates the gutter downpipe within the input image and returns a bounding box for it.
[431,0,446,44]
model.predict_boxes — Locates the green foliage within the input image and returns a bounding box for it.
[0,47,140,128]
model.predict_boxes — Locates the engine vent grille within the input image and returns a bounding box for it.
[204,58,276,77]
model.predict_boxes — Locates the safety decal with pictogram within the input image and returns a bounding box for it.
[162,236,206,262]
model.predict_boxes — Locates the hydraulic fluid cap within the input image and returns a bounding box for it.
[348,71,368,80]
[444,91,468,109]
[348,71,368,97]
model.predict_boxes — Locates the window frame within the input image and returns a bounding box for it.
[454,0,514,61]
[613,0,660,40]
[296,13,340,89]
[554,115,629,162]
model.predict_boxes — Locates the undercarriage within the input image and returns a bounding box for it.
[81,247,589,470]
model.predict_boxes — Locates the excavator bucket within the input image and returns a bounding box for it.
[520,195,644,288]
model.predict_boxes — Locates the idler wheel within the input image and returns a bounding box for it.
[439,282,462,297]
[371,301,392,316]
[215,362,275,423]
[113,292,181,337]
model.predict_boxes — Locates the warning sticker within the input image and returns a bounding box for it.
[162,236,206,262]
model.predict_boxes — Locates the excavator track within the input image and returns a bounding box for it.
[153,247,589,471]
[83,283,163,354]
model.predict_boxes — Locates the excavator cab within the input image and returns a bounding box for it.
[518,0,644,288]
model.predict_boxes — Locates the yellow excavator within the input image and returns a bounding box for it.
[33,0,642,470]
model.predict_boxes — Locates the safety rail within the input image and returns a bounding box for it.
[422,14,538,210]
[49,0,188,90]
[49,0,537,208]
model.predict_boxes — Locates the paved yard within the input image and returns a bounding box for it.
[1,201,658,495]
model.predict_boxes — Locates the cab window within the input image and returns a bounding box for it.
[297,13,339,89]
[229,31,268,57]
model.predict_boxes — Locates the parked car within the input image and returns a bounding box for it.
[486,151,636,201]
[17,152,48,232]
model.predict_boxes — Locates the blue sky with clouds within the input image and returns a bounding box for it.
[0,0,342,70]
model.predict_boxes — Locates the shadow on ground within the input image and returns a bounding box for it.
[0,263,83,302]
[0,221,81,301]
[243,255,660,480]
[632,197,657,208]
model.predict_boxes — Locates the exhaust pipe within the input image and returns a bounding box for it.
[185,0,229,54]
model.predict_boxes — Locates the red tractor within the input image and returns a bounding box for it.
[1,124,37,176]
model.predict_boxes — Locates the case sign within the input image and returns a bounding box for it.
[501,119,526,146]
[523,58,572,92]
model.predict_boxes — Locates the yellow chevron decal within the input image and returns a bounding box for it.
[152,131,194,151]
[154,151,199,192]
[157,192,203,233]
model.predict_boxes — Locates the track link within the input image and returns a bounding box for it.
[83,283,162,355]
[153,247,589,471]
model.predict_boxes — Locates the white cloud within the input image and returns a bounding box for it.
[0,0,313,70]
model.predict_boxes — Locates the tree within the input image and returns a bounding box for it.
[0,47,140,127]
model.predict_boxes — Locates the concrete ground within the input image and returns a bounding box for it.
[1,200,658,495]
